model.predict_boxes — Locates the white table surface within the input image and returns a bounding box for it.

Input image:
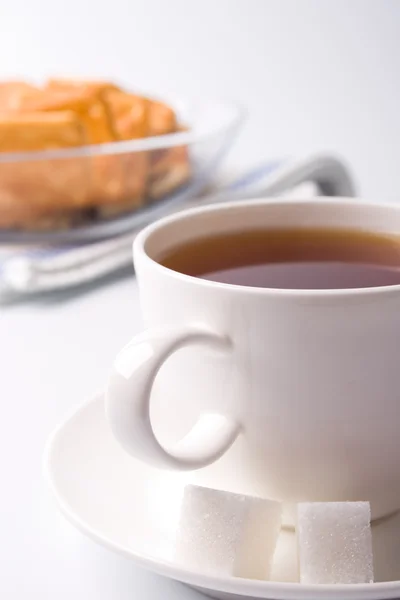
[2,1,400,597]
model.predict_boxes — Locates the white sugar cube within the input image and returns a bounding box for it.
[297,502,374,584]
[175,484,282,579]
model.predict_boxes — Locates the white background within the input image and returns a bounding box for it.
[1,0,400,199]
[1,1,400,598]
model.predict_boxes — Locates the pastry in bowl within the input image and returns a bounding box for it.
[0,78,191,230]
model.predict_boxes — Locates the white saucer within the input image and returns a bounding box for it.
[44,394,400,600]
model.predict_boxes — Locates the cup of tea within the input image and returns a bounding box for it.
[106,198,400,520]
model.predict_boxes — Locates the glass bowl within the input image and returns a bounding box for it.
[0,97,244,243]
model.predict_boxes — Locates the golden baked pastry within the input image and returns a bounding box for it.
[148,99,177,136]
[0,78,191,230]
[20,88,114,144]
[0,81,39,111]
[20,86,138,208]
[0,110,90,226]
[0,110,86,151]
[0,157,91,228]
[98,90,151,211]
[102,90,149,140]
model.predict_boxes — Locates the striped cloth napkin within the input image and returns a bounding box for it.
[0,154,355,300]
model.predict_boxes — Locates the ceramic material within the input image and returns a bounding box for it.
[106,198,400,520]
[45,395,400,600]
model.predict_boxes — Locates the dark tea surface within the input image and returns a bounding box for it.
[160,227,400,289]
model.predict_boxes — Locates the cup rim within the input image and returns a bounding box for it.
[134,196,400,298]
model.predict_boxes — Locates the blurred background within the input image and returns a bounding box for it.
[1,0,399,199]
[2,1,400,598]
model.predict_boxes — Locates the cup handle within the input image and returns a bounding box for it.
[105,324,241,470]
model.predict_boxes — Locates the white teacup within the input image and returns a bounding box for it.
[106,198,400,520]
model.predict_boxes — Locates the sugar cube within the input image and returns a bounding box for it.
[297,501,374,584]
[175,484,282,579]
